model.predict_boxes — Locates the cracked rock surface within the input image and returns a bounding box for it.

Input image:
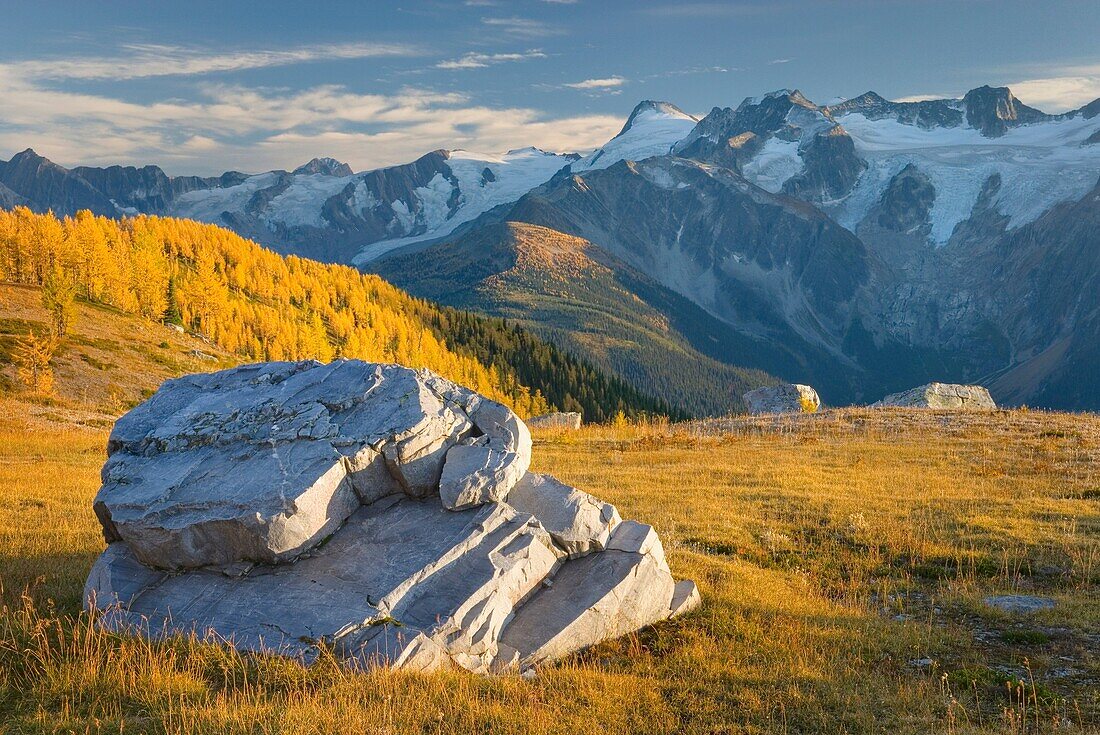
[873,382,997,409]
[85,360,698,673]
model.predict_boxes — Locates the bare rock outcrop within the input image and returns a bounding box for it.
[743,383,821,415]
[527,412,583,430]
[85,360,698,673]
[873,382,996,409]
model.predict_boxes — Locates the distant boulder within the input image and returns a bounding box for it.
[873,382,996,409]
[743,384,821,415]
[527,411,583,430]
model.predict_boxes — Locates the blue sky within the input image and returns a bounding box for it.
[2,0,1098,174]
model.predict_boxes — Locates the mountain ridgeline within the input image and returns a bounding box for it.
[0,207,673,421]
[4,83,1100,412]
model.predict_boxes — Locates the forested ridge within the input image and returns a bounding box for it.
[0,207,670,420]
[424,309,685,422]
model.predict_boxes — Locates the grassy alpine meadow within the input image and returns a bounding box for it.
[1,405,1098,734]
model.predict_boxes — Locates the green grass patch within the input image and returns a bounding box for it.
[1000,629,1051,645]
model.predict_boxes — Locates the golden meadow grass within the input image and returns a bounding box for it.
[2,407,1098,733]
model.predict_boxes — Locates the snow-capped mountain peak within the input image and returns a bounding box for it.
[574,100,697,172]
[616,101,696,137]
[738,85,1100,244]
[7,85,1098,268]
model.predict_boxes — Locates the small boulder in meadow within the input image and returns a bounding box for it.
[743,384,821,415]
[873,382,996,409]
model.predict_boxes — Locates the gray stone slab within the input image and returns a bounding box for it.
[436,389,532,510]
[89,495,562,671]
[93,361,508,569]
[669,579,702,618]
[506,473,620,557]
[499,521,676,667]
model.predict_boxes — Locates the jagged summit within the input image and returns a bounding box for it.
[6,148,56,167]
[737,89,817,110]
[961,85,1050,137]
[724,89,830,136]
[616,101,696,138]
[822,85,1095,136]
[673,87,841,175]
[504,146,558,157]
[845,91,890,105]
[824,90,893,114]
[292,157,354,177]
[824,91,964,129]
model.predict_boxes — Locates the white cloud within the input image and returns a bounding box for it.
[893,69,1100,113]
[892,94,949,103]
[1006,72,1100,113]
[436,49,547,70]
[11,42,416,82]
[563,76,627,90]
[256,111,622,172]
[0,65,625,174]
[481,16,559,38]
[642,2,785,17]
[650,65,729,78]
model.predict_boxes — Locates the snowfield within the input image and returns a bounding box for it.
[574,103,698,172]
[739,110,1100,244]
[172,172,283,224]
[263,175,356,229]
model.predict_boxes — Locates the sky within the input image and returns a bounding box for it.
[1,0,1098,175]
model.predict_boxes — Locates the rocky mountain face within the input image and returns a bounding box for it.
[821,85,1057,136]
[0,146,577,263]
[4,84,1100,411]
[293,157,354,177]
[372,221,777,415]
[823,91,965,129]
[0,149,119,215]
[505,158,871,361]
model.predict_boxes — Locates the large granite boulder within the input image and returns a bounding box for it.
[873,382,997,409]
[527,412,583,430]
[743,383,821,415]
[85,360,698,673]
